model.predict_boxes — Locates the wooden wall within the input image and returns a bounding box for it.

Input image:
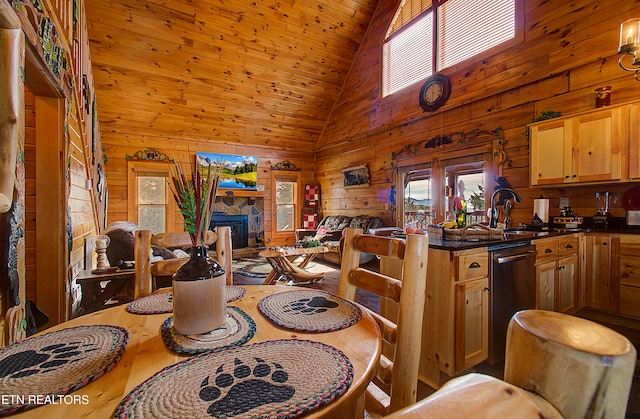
[316,0,640,228]
[101,135,315,247]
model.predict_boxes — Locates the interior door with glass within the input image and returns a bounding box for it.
[401,167,433,228]
[444,162,486,225]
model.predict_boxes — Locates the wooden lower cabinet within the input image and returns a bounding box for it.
[557,255,578,313]
[455,277,489,371]
[534,235,579,313]
[381,246,489,389]
[613,234,640,318]
[536,260,556,311]
[585,234,612,311]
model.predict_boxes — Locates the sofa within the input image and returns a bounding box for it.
[296,215,385,264]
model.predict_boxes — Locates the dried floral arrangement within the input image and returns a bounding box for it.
[169,159,223,246]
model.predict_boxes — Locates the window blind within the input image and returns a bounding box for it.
[383,12,433,96]
[438,0,515,70]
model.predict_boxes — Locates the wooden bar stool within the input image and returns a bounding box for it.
[505,310,636,418]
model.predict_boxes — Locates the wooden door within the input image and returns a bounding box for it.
[571,107,625,183]
[455,277,488,371]
[536,260,556,311]
[586,235,611,311]
[556,255,577,313]
[529,119,570,185]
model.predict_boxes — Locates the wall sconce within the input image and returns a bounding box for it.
[618,18,640,80]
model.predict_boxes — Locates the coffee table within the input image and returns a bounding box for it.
[259,246,329,285]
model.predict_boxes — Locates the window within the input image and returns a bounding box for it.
[137,176,167,234]
[275,180,296,231]
[270,170,301,241]
[127,161,176,234]
[383,0,520,97]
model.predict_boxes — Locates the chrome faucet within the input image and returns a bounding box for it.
[489,188,522,229]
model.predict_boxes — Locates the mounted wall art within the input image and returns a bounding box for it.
[342,165,370,188]
[196,152,258,190]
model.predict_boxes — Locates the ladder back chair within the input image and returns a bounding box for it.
[338,227,429,417]
[134,226,232,299]
[385,309,636,418]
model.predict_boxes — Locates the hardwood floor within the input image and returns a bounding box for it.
[233,257,640,417]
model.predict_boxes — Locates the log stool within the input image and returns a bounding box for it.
[505,310,636,419]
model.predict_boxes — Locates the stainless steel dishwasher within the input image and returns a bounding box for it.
[488,243,536,364]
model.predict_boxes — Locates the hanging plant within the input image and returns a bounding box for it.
[523,110,561,140]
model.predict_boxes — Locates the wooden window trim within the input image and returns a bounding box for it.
[127,160,177,232]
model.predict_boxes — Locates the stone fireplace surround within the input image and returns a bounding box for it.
[212,196,264,249]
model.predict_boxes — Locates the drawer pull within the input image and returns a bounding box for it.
[468,262,482,269]
[545,249,553,253]
[565,244,574,249]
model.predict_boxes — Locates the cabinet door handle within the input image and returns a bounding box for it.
[469,262,481,269]
[483,287,490,292]
[602,242,608,246]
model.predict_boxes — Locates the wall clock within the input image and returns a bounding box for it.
[419,74,451,112]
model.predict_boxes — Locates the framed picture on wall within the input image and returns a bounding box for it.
[343,165,370,188]
[196,152,258,190]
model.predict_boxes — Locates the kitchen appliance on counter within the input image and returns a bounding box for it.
[593,191,612,228]
[623,185,640,226]
[488,243,536,364]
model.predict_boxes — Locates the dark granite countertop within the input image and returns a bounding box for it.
[423,225,640,251]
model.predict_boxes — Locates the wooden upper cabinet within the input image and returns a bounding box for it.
[530,105,628,186]
[629,103,640,180]
[530,119,570,185]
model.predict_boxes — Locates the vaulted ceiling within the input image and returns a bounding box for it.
[84,0,381,152]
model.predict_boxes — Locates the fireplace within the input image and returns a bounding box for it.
[210,214,249,249]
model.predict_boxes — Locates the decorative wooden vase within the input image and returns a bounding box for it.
[172,245,226,335]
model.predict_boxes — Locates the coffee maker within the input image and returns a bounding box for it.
[593,192,612,228]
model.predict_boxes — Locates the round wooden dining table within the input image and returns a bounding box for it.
[11,285,381,418]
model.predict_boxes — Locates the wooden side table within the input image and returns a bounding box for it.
[75,269,135,316]
[259,246,328,285]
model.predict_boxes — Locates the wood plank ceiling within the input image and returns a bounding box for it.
[84,0,381,152]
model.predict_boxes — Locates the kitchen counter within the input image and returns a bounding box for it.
[423,229,575,251]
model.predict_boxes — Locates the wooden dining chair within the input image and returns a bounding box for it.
[338,227,429,417]
[133,226,233,299]
[385,309,636,419]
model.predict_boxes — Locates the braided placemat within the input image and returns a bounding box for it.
[258,290,362,332]
[114,339,353,419]
[126,286,247,315]
[0,325,129,416]
[160,306,256,355]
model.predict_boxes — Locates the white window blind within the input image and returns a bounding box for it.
[386,0,433,39]
[383,12,433,96]
[438,0,515,70]
[382,0,517,98]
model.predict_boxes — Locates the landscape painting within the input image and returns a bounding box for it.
[196,152,258,190]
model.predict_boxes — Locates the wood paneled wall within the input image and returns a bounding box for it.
[316,0,640,228]
[102,134,315,247]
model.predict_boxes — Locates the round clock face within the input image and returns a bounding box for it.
[419,74,451,112]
